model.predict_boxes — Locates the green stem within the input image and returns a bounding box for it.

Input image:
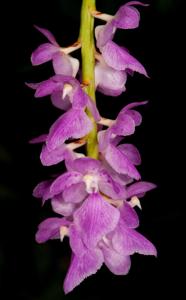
[80,0,98,159]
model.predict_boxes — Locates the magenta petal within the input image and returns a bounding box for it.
[120,202,139,228]
[121,101,148,125]
[63,182,87,203]
[95,62,127,96]
[33,179,53,203]
[40,143,69,166]
[74,193,120,248]
[35,217,68,243]
[46,109,93,151]
[96,22,116,49]
[98,130,111,152]
[69,225,87,256]
[111,113,135,136]
[105,144,141,180]
[70,84,88,109]
[113,223,157,256]
[64,249,103,294]
[114,3,140,29]
[52,52,73,75]
[51,196,76,216]
[102,41,148,76]
[122,100,148,112]
[51,92,71,110]
[29,134,47,144]
[118,144,141,165]
[51,92,71,111]
[34,78,63,98]
[126,110,142,126]
[127,181,157,198]
[101,243,131,275]
[34,25,59,46]
[86,96,101,121]
[69,157,101,174]
[98,169,127,199]
[25,82,40,90]
[52,52,79,76]
[31,43,59,65]
[100,158,134,186]
[50,171,82,196]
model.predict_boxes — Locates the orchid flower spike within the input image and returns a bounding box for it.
[27,0,157,294]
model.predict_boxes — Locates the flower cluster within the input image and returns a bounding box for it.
[28,1,157,294]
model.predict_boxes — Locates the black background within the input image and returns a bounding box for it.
[0,0,184,299]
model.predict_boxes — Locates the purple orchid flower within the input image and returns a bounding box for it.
[27,75,101,154]
[95,55,127,96]
[29,132,85,166]
[31,25,80,76]
[27,75,101,117]
[36,195,156,293]
[98,102,147,179]
[94,2,148,78]
[49,157,127,205]
[95,2,148,48]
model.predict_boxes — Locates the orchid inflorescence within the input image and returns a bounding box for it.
[27,0,157,294]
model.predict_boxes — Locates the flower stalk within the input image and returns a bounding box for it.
[80,0,98,159]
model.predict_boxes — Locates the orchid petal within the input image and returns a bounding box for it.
[126,110,142,126]
[69,225,87,256]
[127,181,157,198]
[52,52,73,75]
[33,179,53,203]
[96,22,116,49]
[105,144,141,180]
[64,249,103,294]
[122,100,148,112]
[51,196,76,216]
[74,193,120,248]
[46,109,93,151]
[102,41,148,76]
[29,134,47,144]
[34,25,59,46]
[69,157,101,174]
[51,91,71,110]
[101,242,131,275]
[113,222,157,256]
[118,144,141,165]
[98,169,127,199]
[31,43,59,65]
[95,62,127,96]
[40,143,70,166]
[50,171,83,196]
[35,217,69,243]
[114,3,141,29]
[120,202,139,228]
[111,113,136,136]
[63,182,87,203]
[52,54,79,77]
[86,96,101,121]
